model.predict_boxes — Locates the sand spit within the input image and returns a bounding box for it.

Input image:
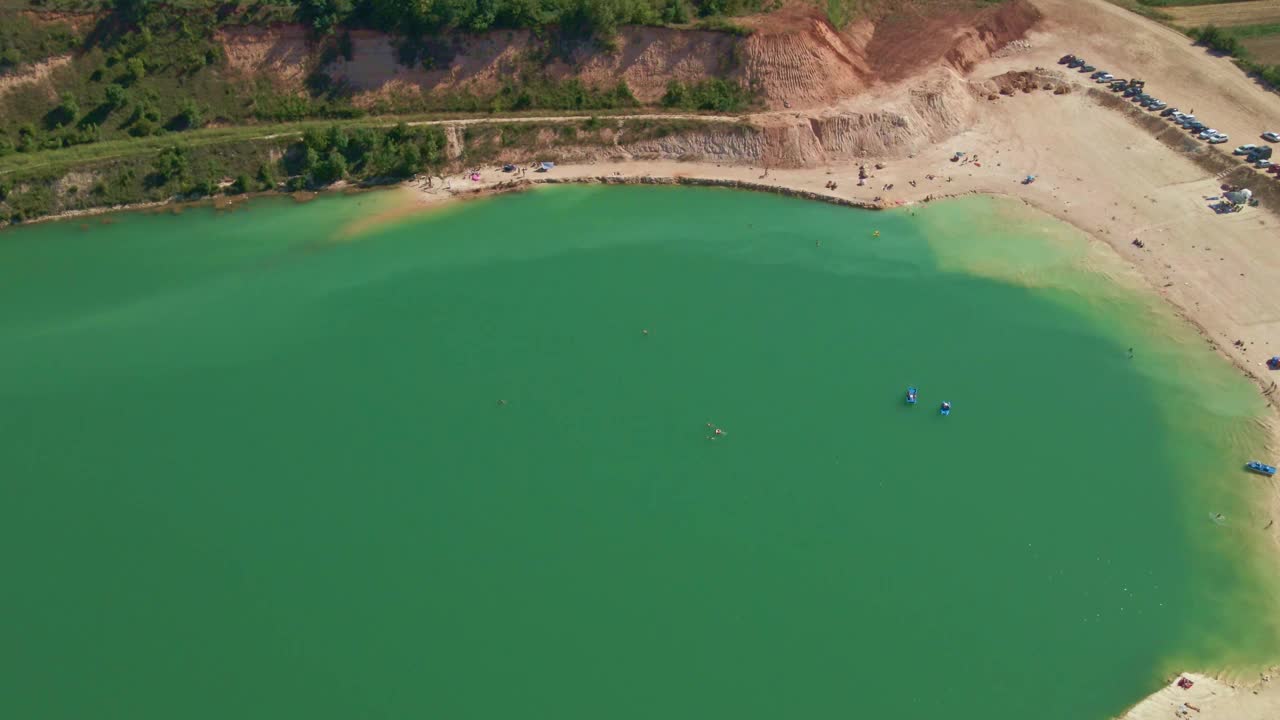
[1120,670,1280,720]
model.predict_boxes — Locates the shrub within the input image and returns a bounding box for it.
[1189,25,1245,57]
[661,79,751,111]
[153,145,189,183]
[228,174,253,194]
[257,163,277,189]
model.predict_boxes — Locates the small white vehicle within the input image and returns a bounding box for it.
[1263,131,1280,143]
[1234,144,1258,155]
[1199,129,1219,140]
[1208,134,1229,144]
[1096,73,1114,83]
[1257,159,1273,169]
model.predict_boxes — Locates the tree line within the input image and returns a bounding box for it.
[286,0,765,39]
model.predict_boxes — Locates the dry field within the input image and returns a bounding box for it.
[1243,32,1280,61]
[1165,0,1280,27]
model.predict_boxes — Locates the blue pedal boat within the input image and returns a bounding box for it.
[907,386,918,404]
[940,401,951,416]
[1246,461,1276,477]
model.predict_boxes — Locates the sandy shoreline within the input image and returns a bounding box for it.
[4,0,1280,713]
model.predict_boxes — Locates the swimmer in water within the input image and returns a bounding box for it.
[642,329,649,336]
[873,230,880,238]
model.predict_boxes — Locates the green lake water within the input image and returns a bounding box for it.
[1,186,1277,719]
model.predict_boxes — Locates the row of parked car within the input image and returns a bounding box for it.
[1061,53,1280,172]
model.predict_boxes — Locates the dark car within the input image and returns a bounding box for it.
[1060,54,1076,64]
[1069,58,1085,68]
[1090,70,1106,79]
[1160,107,1178,117]
[1080,65,1097,73]
[1123,87,1139,97]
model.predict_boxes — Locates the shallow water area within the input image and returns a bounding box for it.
[0,186,1276,720]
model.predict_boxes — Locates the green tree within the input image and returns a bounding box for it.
[257,163,277,189]
[172,99,204,130]
[309,149,348,185]
[48,93,79,127]
[124,57,146,84]
[104,84,128,109]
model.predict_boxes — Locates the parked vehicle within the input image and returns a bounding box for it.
[1149,101,1167,110]
[1090,70,1105,79]
[1096,74,1115,83]
[1199,129,1219,140]
[1160,107,1179,117]
[1081,64,1096,73]
[1268,164,1280,174]
[1257,159,1272,169]
[1209,135,1229,144]
[1111,81,1128,91]
[1189,122,1207,132]
[1253,146,1273,160]
[1234,144,1257,155]
[1068,58,1085,68]
[1123,87,1140,97]
[1263,131,1280,142]
[1059,54,1076,64]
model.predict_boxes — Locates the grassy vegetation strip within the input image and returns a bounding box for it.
[1220,22,1280,39]
[1139,0,1245,8]
[0,114,752,223]
[0,110,743,176]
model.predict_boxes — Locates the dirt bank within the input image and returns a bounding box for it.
[216,0,1039,110]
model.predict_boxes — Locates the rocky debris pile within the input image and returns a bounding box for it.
[992,39,1033,58]
[977,69,1070,99]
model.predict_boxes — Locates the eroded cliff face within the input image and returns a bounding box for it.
[216,0,1040,111]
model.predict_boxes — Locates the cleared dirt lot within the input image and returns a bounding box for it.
[1165,0,1280,27]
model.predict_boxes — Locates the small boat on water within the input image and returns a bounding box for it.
[940,401,951,416]
[1246,460,1276,476]
[907,386,918,404]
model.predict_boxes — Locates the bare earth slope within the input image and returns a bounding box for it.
[216,1,1039,110]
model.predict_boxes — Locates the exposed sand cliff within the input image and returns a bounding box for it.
[216,0,1039,110]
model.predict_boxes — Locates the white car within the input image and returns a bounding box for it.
[1234,144,1258,155]
[1096,74,1114,83]
[1263,131,1280,142]
[1199,129,1219,140]
[1257,159,1272,169]
[1208,134,1229,144]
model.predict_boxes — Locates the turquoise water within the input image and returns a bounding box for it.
[0,186,1275,719]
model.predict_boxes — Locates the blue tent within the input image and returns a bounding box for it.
[537,162,555,172]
